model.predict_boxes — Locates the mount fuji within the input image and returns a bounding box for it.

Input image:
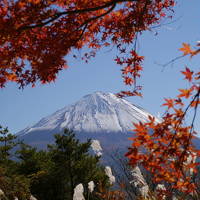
[17,91,200,152]
[18,91,159,135]
[16,92,159,150]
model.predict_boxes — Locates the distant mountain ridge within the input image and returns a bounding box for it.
[18,92,159,137]
[17,91,200,151]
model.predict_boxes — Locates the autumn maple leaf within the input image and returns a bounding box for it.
[181,67,193,82]
[179,43,193,55]
[178,89,193,99]
[124,77,134,85]
[6,73,18,81]
[162,98,174,109]
[191,100,200,107]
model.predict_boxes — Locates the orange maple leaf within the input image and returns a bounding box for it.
[178,89,193,99]
[191,100,200,107]
[122,66,131,75]
[174,98,184,106]
[181,67,193,82]
[6,73,17,81]
[162,98,174,109]
[133,122,148,135]
[124,77,134,85]
[179,43,193,55]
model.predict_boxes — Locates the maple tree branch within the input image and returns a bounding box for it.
[69,3,116,47]
[182,87,200,150]
[177,89,200,174]
[190,89,200,134]
[72,24,88,47]
[79,3,116,28]
[164,87,200,170]
[167,89,200,148]
[152,87,200,172]
[18,0,136,31]
[155,55,185,71]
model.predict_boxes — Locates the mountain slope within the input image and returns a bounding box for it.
[18,91,158,137]
[17,91,200,152]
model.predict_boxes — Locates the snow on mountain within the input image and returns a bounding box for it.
[18,91,159,137]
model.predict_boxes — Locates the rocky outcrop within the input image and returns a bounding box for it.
[30,195,37,200]
[130,166,149,198]
[105,166,116,185]
[73,184,85,200]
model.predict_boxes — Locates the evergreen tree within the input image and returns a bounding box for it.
[48,129,89,199]
[16,143,53,200]
[47,129,108,200]
[0,126,31,200]
[0,125,17,163]
[0,165,30,200]
[16,143,51,175]
[15,129,108,200]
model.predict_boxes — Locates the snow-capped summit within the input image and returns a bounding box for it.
[18,91,158,137]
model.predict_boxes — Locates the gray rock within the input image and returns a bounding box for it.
[130,166,149,198]
[30,195,37,200]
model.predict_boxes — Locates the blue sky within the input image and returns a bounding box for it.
[0,1,200,134]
